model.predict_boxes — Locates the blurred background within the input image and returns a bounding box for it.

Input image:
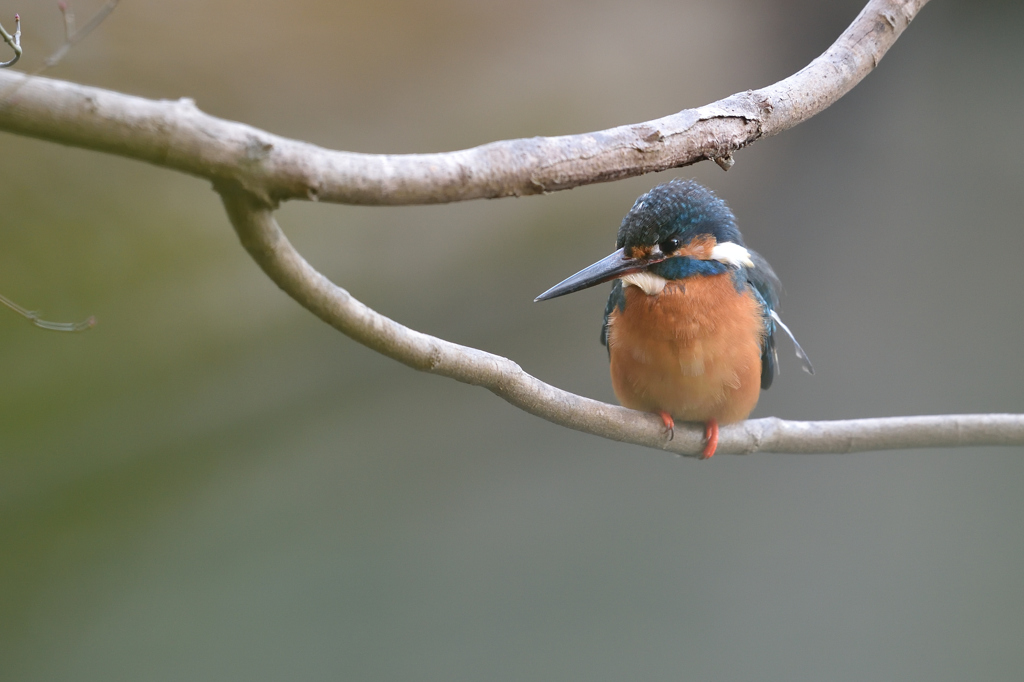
[1,0,1022,680]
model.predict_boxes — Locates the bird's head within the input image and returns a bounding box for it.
[535,179,754,301]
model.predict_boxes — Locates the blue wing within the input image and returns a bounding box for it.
[600,279,626,354]
[744,250,780,389]
[747,249,813,386]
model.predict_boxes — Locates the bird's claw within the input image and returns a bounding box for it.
[700,419,719,459]
[657,411,675,441]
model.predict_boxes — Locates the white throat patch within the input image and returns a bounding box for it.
[709,241,754,268]
[621,271,668,296]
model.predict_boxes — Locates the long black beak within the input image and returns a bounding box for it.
[535,247,658,301]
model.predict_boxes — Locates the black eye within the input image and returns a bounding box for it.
[660,237,682,254]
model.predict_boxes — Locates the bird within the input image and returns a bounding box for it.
[535,179,812,458]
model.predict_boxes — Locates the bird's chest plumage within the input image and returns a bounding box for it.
[606,272,766,424]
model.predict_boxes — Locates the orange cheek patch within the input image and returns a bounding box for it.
[626,245,653,260]
[676,235,716,260]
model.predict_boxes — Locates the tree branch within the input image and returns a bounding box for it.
[218,187,1024,457]
[0,0,927,206]
[3,0,1015,456]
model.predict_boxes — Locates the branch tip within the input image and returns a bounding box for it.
[0,13,22,68]
[0,292,96,333]
[59,2,76,41]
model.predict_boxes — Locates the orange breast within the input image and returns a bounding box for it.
[606,273,766,424]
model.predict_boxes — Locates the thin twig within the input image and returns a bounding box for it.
[0,292,95,331]
[0,0,119,108]
[0,3,113,331]
[42,0,120,70]
[0,14,21,68]
[61,2,75,41]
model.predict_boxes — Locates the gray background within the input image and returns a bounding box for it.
[1,0,1022,680]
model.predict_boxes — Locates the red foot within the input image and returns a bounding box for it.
[700,419,719,460]
[657,411,675,441]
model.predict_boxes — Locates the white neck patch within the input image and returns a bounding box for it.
[710,241,754,268]
[621,271,668,296]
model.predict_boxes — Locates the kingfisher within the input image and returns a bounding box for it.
[535,179,812,458]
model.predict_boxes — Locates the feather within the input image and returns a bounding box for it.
[770,310,814,375]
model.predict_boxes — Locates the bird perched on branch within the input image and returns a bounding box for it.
[536,179,812,458]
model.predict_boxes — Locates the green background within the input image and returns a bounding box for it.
[2,0,1023,680]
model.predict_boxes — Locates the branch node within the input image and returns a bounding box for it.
[525,177,546,195]
[244,136,274,162]
[713,153,735,171]
[427,344,443,372]
[643,129,664,143]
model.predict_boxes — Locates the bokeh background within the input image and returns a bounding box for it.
[1,0,1022,680]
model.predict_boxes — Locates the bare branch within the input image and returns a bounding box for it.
[218,187,1024,457]
[0,291,95,331]
[2,0,1011,455]
[0,14,21,68]
[0,0,927,206]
